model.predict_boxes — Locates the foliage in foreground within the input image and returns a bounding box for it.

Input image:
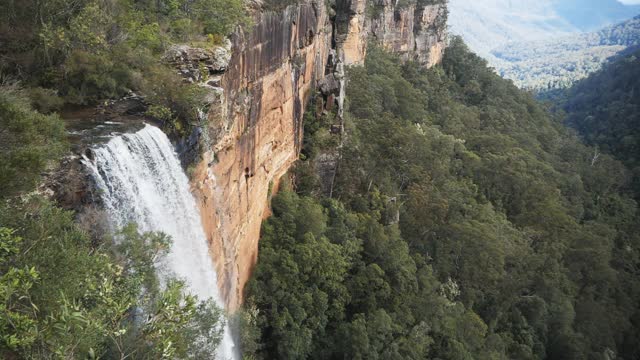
[0,32,224,359]
[245,39,640,360]
[0,200,224,359]
[0,84,224,359]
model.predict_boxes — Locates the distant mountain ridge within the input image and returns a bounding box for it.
[494,15,640,62]
[449,0,640,53]
[449,0,640,90]
[494,15,640,90]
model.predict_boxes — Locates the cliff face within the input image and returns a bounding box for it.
[191,2,332,310]
[190,0,447,311]
[339,0,447,67]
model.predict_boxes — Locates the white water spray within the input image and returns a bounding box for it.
[83,124,237,360]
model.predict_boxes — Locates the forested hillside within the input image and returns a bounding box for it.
[244,39,640,359]
[561,47,640,198]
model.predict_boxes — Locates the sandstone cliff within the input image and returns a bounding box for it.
[189,0,447,311]
[339,0,447,66]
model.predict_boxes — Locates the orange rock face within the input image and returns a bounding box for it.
[191,3,332,311]
[341,0,369,64]
[190,0,447,311]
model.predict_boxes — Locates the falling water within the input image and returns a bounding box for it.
[83,124,237,360]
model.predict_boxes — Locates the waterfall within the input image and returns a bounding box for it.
[83,124,237,360]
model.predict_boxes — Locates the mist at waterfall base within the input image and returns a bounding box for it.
[83,124,237,360]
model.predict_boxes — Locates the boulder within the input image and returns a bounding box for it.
[163,41,232,83]
[318,74,340,96]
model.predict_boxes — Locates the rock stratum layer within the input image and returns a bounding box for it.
[190,0,447,311]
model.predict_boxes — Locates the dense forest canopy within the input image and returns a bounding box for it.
[244,39,640,359]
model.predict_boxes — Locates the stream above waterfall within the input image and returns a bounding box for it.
[59,99,148,151]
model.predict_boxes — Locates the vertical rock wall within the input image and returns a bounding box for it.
[192,2,332,310]
[339,0,447,67]
[190,0,447,311]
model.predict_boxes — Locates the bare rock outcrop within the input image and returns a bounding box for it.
[163,42,232,83]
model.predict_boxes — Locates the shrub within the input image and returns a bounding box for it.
[0,199,226,359]
[170,18,198,42]
[146,104,174,123]
[27,87,64,114]
[141,66,209,135]
[62,50,133,104]
[126,22,167,53]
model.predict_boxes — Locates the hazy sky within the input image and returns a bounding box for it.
[619,0,640,4]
